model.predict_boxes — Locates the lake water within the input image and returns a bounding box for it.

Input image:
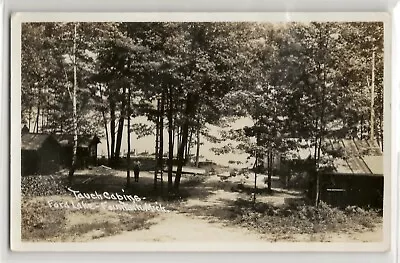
[97,116,256,168]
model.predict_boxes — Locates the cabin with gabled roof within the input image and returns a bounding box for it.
[319,139,383,208]
[21,132,62,175]
[275,137,383,208]
[54,134,101,168]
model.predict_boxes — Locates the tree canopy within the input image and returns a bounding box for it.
[21,21,384,193]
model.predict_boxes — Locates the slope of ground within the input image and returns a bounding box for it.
[21,168,383,243]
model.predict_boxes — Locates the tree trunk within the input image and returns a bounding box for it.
[360,116,364,140]
[172,117,176,157]
[172,122,176,157]
[126,85,131,188]
[41,108,45,133]
[35,106,40,133]
[370,51,375,142]
[69,23,78,182]
[110,99,116,165]
[45,108,49,132]
[195,119,201,167]
[28,106,32,131]
[253,150,258,204]
[185,127,193,163]
[314,28,329,206]
[267,151,272,191]
[114,86,127,166]
[158,90,165,182]
[379,111,383,151]
[102,110,111,160]
[154,98,160,188]
[167,86,174,192]
[114,116,125,165]
[315,135,323,206]
[313,26,329,206]
[174,93,196,190]
[35,83,42,133]
[177,126,182,155]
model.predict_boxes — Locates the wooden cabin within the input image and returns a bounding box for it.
[54,134,101,168]
[319,139,383,208]
[276,138,384,208]
[21,133,62,175]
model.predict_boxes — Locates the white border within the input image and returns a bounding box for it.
[391,3,400,263]
[10,12,390,22]
[10,12,392,252]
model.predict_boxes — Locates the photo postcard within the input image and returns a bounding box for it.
[9,12,392,252]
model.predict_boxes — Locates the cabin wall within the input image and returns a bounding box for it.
[37,139,61,174]
[89,144,98,166]
[61,145,98,169]
[319,174,384,209]
[21,150,38,176]
[21,139,61,175]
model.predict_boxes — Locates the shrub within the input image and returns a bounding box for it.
[21,199,67,241]
[228,199,381,235]
[22,175,68,197]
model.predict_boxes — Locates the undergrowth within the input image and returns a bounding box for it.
[229,199,382,235]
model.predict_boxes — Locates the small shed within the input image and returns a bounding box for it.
[319,139,384,208]
[55,134,101,168]
[21,133,62,175]
[275,138,384,208]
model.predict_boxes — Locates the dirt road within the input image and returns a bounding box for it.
[92,172,383,243]
[93,209,382,243]
[93,211,264,242]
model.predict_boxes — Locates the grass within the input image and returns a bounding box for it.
[179,198,382,237]
[21,197,157,242]
[21,169,383,242]
[21,173,159,242]
[21,199,67,241]
[180,175,207,187]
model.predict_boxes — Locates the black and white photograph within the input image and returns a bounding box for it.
[10,12,391,251]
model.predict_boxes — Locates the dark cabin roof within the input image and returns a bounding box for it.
[283,138,383,176]
[325,139,383,176]
[21,133,60,151]
[54,134,100,148]
[21,125,29,134]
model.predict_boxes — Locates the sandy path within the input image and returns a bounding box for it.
[322,226,383,242]
[92,208,382,243]
[274,225,383,243]
[93,211,264,242]
[91,173,382,243]
[93,212,383,243]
